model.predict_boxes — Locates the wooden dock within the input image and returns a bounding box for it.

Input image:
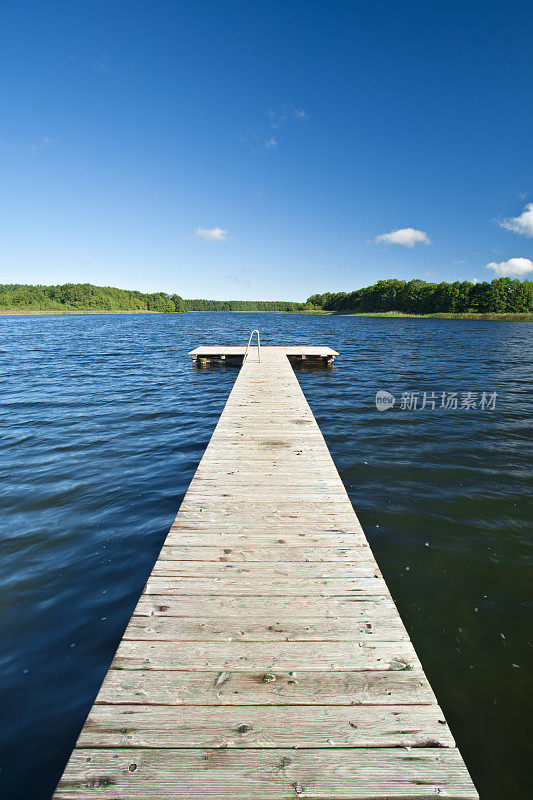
[53,346,478,799]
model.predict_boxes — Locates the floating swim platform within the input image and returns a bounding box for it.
[189,345,338,364]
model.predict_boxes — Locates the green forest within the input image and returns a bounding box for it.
[0,283,304,313]
[0,283,187,312]
[183,298,303,312]
[307,277,533,314]
[1,278,532,315]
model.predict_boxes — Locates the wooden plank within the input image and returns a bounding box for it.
[77,704,455,748]
[53,748,479,799]
[150,561,379,578]
[179,496,354,507]
[189,346,339,356]
[96,669,436,705]
[122,616,409,641]
[158,544,372,560]
[182,491,352,501]
[167,526,367,537]
[163,533,368,547]
[144,576,389,596]
[112,640,421,671]
[133,595,398,618]
[174,512,362,523]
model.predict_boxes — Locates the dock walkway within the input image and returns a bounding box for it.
[54,347,478,798]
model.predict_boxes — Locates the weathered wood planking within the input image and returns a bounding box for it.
[53,347,478,799]
[53,748,479,799]
[111,640,422,671]
[133,595,398,618]
[122,615,409,641]
[96,669,435,706]
[77,704,455,748]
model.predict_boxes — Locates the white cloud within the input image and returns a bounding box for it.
[499,203,533,237]
[195,227,228,242]
[264,136,278,150]
[486,257,533,277]
[375,227,432,247]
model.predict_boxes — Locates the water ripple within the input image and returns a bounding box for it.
[0,312,531,800]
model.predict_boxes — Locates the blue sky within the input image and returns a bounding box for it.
[1,0,532,300]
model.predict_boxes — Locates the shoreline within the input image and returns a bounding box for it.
[0,309,160,315]
[0,309,531,321]
[340,311,533,320]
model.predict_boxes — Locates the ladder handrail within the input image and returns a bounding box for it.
[244,329,261,363]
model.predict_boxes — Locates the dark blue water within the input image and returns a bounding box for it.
[0,313,531,799]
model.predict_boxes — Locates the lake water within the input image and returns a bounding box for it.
[0,312,531,800]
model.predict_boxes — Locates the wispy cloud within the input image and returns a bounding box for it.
[292,108,308,121]
[247,105,309,151]
[30,137,52,155]
[196,226,228,242]
[375,228,432,247]
[453,258,467,264]
[95,55,111,74]
[486,257,533,277]
[264,136,278,150]
[266,106,309,128]
[227,268,253,288]
[318,265,352,272]
[0,137,52,156]
[499,203,533,237]
[228,274,251,288]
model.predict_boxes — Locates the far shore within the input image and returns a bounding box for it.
[0,309,531,321]
[340,311,533,321]
[0,309,160,315]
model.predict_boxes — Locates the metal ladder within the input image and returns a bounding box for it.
[243,329,261,363]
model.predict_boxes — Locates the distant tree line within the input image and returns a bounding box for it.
[307,278,533,314]
[0,283,187,312]
[0,284,306,313]
[184,298,304,312]
[3,278,531,315]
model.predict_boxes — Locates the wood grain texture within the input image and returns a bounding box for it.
[133,595,399,618]
[53,748,479,799]
[111,640,421,672]
[53,347,477,799]
[144,576,389,596]
[158,544,372,560]
[150,560,379,578]
[78,704,455,748]
[121,615,408,641]
[95,669,436,706]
